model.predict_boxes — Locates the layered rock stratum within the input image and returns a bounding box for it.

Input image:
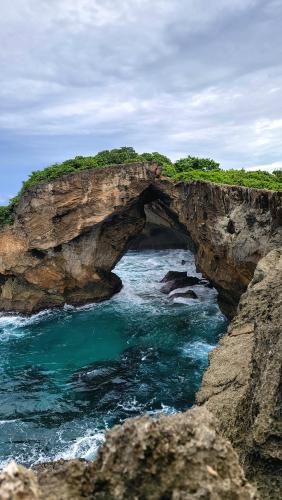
[0,162,281,317]
[0,162,281,498]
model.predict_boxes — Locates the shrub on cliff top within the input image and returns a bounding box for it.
[0,147,281,227]
[174,156,220,173]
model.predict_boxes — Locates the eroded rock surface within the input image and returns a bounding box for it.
[0,163,159,313]
[0,408,258,500]
[159,179,282,317]
[197,249,282,498]
[0,461,40,500]
[0,163,281,315]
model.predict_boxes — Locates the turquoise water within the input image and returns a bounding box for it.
[0,249,227,467]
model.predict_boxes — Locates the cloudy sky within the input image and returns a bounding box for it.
[1,0,282,201]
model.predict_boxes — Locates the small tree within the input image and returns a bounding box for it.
[174,156,220,173]
[95,147,138,166]
[138,152,172,167]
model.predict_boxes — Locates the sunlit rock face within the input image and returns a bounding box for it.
[0,162,281,315]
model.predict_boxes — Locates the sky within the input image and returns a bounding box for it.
[1,0,282,201]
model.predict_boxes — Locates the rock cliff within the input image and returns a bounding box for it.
[197,248,282,498]
[0,163,160,313]
[0,162,281,316]
[159,179,282,317]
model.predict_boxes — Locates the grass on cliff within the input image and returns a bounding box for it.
[0,147,281,226]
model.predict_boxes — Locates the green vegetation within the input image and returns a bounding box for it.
[0,147,281,226]
[173,168,282,191]
[174,156,220,173]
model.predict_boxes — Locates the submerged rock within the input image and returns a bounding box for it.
[71,361,121,386]
[69,347,158,414]
[169,290,198,300]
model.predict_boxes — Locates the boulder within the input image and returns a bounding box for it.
[161,276,201,294]
[160,271,189,282]
[160,272,201,294]
[91,406,258,499]
[0,461,40,500]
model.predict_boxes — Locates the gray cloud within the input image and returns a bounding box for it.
[0,0,282,197]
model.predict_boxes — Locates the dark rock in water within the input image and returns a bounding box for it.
[161,271,213,294]
[70,346,155,405]
[160,271,188,283]
[71,361,121,387]
[203,281,214,289]
[181,260,187,265]
[161,275,201,294]
[69,360,134,408]
[111,377,127,385]
[170,290,198,300]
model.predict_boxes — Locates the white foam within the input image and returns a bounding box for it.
[182,341,215,361]
[54,430,106,461]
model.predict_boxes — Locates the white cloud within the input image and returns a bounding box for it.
[246,161,282,172]
[0,0,281,194]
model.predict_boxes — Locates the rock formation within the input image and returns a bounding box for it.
[0,162,281,498]
[0,408,258,499]
[0,163,160,314]
[197,249,282,498]
[159,178,282,317]
[0,162,281,316]
[0,461,40,500]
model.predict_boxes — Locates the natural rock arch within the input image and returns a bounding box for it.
[0,161,281,315]
[0,165,188,314]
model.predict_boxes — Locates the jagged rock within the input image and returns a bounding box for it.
[169,290,198,300]
[34,459,96,500]
[0,461,40,499]
[91,406,257,499]
[160,276,201,294]
[197,249,282,498]
[160,271,189,282]
[0,410,258,499]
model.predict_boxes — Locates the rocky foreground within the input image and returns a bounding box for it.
[0,163,281,498]
[0,408,258,500]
